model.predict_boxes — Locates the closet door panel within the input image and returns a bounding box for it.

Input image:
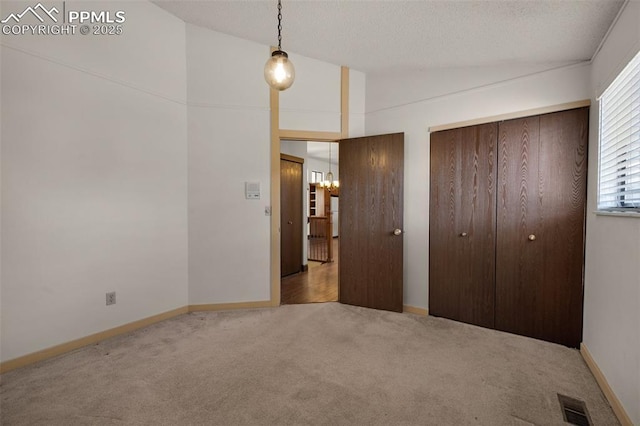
[429,124,496,328]
[535,108,588,347]
[496,108,587,348]
[495,116,543,339]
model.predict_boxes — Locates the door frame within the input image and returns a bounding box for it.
[269,63,350,306]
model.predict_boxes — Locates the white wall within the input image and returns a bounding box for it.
[279,53,341,133]
[0,2,188,362]
[0,0,366,361]
[281,141,308,158]
[277,55,365,137]
[186,25,271,304]
[583,2,640,423]
[366,63,580,114]
[366,62,591,310]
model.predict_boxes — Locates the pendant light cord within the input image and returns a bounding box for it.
[277,0,283,50]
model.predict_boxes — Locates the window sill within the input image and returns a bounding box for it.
[593,210,640,219]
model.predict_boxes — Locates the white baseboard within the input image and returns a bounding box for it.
[0,301,274,374]
[580,343,634,426]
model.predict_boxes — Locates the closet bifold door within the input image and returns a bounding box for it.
[429,123,497,329]
[495,108,588,348]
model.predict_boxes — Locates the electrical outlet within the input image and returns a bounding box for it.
[106,291,116,306]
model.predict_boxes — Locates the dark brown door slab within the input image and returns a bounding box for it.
[495,108,588,348]
[339,133,404,312]
[429,123,497,328]
[281,157,303,277]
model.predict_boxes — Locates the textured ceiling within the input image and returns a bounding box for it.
[153,0,624,76]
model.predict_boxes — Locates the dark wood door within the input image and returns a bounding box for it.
[339,133,404,312]
[495,108,588,348]
[429,123,497,328]
[281,156,303,277]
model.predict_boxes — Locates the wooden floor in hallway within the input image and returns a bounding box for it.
[281,238,338,304]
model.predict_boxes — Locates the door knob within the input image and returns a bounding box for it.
[460,232,468,237]
[288,220,293,225]
[528,234,536,241]
[393,229,403,236]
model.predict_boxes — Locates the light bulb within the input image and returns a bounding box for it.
[264,50,295,91]
[274,63,287,82]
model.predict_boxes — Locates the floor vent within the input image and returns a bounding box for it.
[558,394,592,426]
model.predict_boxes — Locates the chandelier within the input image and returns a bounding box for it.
[320,143,339,192]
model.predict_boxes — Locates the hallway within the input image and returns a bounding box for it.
[281,239,338,304]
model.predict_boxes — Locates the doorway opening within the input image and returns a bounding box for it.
[280,140,339,305]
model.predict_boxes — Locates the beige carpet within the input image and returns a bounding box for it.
[0,303,618,425]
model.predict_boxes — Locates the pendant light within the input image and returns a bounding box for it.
[326,143,334,185]
[264,0,295,91]
[322,143,339,192]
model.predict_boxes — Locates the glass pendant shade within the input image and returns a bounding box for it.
[264,50,295,91]
[325,171,334,183]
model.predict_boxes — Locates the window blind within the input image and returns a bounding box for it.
[598,49,640,211]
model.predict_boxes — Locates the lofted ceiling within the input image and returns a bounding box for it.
[153,0,625,77]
